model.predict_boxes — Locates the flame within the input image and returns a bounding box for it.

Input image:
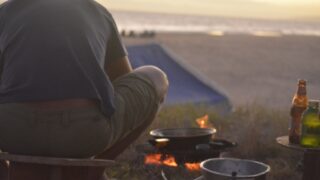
[145,154,178,167]
[144,154,201,171]
[196,114,211,128]
[163,156,178,167]
[145,154,163,166]
[185,163,201,171]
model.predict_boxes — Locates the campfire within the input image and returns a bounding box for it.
[145,154,177,167]
[144,115,214,171]
[145,153,201,171]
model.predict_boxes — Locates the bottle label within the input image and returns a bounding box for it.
[290,106,306,136]
[303,126,320,135]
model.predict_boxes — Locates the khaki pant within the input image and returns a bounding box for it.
[0,72,160,158]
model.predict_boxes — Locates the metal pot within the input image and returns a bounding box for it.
[149,128,216,150]
[200,158,270,180]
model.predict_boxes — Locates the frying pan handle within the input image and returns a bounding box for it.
[210,139,238,148]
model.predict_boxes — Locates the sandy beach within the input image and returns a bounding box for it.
[123,33,320,110]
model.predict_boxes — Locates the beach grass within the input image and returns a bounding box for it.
[106,104,302,180]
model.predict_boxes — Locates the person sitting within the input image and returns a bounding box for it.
[0,0,169,176]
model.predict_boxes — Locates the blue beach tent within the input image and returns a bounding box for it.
[127,43,232,114]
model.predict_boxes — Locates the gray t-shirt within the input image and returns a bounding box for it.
[0,0,127,117]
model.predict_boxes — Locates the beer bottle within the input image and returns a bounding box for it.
[289,79,308,144]
[300,100,320,148]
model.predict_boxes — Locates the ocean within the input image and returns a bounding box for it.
[111,10,320,37]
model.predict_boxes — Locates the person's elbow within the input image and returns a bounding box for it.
[105,56,133,81]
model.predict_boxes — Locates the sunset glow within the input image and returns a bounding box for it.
[0,0,318,20]
[99,0,320,20]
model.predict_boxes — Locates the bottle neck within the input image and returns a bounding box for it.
[297,85,306,96]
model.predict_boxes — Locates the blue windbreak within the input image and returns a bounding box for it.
[127,43,231,107]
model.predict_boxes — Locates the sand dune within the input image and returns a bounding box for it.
[124,33,320,110]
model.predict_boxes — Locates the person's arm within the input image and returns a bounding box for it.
[105,56,132,82]
[105,56,132,81]
[103,11,131,81]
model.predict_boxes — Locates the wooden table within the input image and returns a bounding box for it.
[276,136,320,180]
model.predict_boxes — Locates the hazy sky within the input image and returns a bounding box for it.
[0,0,318,20]
[99,0,320,20]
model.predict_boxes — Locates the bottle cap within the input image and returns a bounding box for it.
[308,100,319,109]
[298,79,307,85]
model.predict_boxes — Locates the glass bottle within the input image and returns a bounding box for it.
[300,100,320,148]
[289,79,308,144]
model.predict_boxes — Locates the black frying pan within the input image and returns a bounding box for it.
[149,128,217,150]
